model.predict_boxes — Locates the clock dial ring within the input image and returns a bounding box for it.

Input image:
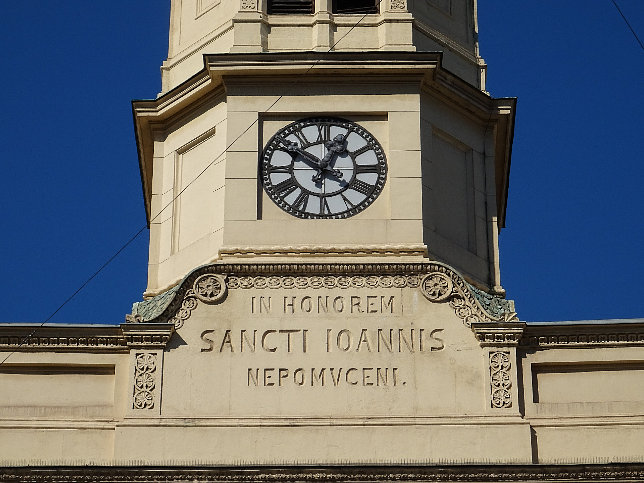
[261,117,387,219]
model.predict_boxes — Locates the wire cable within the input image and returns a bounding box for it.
[0,1,383,366]
[611,0,644,51]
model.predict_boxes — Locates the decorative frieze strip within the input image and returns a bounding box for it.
[489,351,512,409]
[132,352,157,410]
[2,463,644,482]
[228,274,420,290]
[126,262,517,329]
[0,326,128,352]
[521,322,644,349]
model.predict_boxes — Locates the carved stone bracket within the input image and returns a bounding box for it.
[489,351,512,409]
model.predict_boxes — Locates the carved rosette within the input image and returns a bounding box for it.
[419,273,453,302]
[194,274,227,302]
[489,351,512,409]
[132,352,157,410]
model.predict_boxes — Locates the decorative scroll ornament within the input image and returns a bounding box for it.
[419,265,518,326]
[132,352,157,410]
[165,274,227,329]
[126,285,180,323]
[240,0,256,10]
[125,262,516,330]
[489,351,512,409]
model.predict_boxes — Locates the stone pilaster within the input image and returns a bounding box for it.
[122,323,174,417]
[472,322,525,415]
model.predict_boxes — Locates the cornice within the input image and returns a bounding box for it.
[219,244,428,258]
[412,19,478,64]
[471,322,526,347]
[0,325,128,353]
[0,324,175,353]
[1,463,644,482]
[204,51,443,80]
[520,321,644,349]
[120,323,175,350]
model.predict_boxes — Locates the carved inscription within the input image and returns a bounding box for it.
[201,304,444,388]
[200,328,444,354]
[199,289,448,390]
[248,367,402,387]
[250,295,397,315]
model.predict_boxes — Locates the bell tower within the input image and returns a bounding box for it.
[134,0,513,298]
[162,0,485,92]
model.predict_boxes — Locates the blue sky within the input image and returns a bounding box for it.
[1,2,642,324]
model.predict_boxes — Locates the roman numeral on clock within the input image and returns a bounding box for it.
[316,124,331,142]
[354,163,379,174]
[292,191,309,211]
[292,131,309,148]
[350,145,371,157]
[267,164,290,174]
[320,196,331,215]
[341,193,355,209]
[273,178,298,197]
[349,179,374,196]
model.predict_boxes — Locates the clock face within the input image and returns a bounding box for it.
[261,117,387,219]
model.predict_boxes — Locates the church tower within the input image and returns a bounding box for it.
[133,0,515,298]
[3,1,643,474]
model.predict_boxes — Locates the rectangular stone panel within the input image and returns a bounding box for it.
[160,275,488,419]
[0,364,115,418]
[532,362,644,403]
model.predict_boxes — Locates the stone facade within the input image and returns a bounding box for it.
[1,1,643,480]
[2,263,643,469]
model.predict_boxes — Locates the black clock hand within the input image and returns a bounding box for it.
[277,137,325,170]
[313,134,347,181]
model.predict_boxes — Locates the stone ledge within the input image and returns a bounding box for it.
[1,463,643,482]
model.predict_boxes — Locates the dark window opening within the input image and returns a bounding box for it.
[332,0,379,14]
[268,0,314,14]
